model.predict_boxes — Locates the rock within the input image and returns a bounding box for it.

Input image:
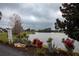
[14,43,26,48]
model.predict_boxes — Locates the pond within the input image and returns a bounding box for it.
[28,32,79,52]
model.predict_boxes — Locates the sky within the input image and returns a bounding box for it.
[0,3,63,30]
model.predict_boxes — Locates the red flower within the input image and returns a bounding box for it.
[32,39,37,44]
[37,41,43,48]
[64,38,74,48]
[32,38,43,48]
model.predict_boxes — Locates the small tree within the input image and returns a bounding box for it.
[12,14,23,35]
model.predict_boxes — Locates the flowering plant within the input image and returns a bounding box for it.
[62,38,75,52]
[32,38,43,48]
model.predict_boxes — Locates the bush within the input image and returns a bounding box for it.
[24,40,31,46]
[43,45,48,48]
[36,48,46,56]
[23,33,26,37]
[32,39,43,48]
[47,37,53,42]
[62,38,75,52]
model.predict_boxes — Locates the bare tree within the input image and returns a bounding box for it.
[12,14,23,35]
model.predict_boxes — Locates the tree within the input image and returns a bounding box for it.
[26,28,31,31]
[55,3,79,41]
[55,18,65,31]
[0,11,2,20]
[54,22,59,31]
[12,14,23,35]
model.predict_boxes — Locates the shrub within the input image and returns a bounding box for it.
[32,39,37,45]
[43,45,48,48]
[23,33,26,37]
[32,39,43,48]
[47,37,53,53]
[25,40,31,46]
[62,38,75,52]
[47,37,53,42]
[36,48,46,56]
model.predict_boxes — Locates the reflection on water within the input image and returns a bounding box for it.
[28,32,79,52]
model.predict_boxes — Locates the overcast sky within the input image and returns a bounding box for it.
[0,3,63,30]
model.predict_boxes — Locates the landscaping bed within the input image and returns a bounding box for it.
[0,42,79,56]
[0,32,79,56]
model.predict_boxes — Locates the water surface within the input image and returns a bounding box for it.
[29,32,79,52]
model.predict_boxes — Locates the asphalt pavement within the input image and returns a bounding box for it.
[0,44,26,56]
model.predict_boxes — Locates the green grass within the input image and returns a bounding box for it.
[0,32,8,43]
[26,31,35,34]
[0,31,35,43]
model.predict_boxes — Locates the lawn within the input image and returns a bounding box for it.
[0,32,8,43]
[0,31,35,43]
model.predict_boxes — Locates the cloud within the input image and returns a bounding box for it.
[0,3,62,30]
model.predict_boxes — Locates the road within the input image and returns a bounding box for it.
[0,44,26,56]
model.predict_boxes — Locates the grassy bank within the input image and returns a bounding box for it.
[0,31,35,43]
[0,32,8,43]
